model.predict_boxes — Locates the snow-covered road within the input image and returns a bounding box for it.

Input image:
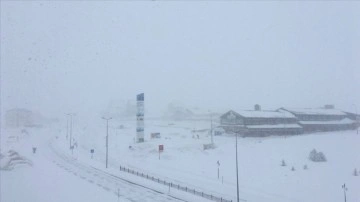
[1,127,209,202]
[48,140,188,202]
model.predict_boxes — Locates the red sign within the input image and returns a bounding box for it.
[159,145,164,152]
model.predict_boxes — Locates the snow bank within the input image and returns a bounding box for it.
[0,150,33,170]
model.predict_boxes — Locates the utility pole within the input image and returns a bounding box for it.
[102,117,112,168]
[342,184,347,202]
[217,160,220,180]
[16,109,19,128]
[210,113,214,145]
[229,112,240,202]
[354,104,359,135]
[356,112,359,135]
[66,113,75,150]
[66,115,69,140]
[235,131,240,202]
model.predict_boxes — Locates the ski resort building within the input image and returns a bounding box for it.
[281,106,357,132]
[220,105,303,136]
[5,108,34,128]
[220,104,359,136]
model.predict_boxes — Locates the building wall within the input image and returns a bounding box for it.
[220,111,302,136]
[296,114,346,121]
[245,128,302,136]
[5,109,33,128]
[244,117,297,125]
[301,124,354,132]
[221,108,358,136]
[220,112,244,125]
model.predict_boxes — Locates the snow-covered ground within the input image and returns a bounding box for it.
[1,119,359,202]
[0,126,208,202]
[1,127,116,202]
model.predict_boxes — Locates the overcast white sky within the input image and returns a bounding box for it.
[1,1,360,118]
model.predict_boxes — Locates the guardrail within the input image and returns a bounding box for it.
[119,165,233,202]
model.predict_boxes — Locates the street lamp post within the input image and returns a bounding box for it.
[229,112,240,202]
[66,113,75,150]
[217,160,220,180]
[102,117,112,168]
[65,114,69,140]
[342,184,347,202]
[352,104,359,134]
[235,131,240,202]
[210,113,214,145]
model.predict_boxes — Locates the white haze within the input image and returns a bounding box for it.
[1,1,360,120]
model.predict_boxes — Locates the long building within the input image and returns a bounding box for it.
[220,105,359,136]
[281,106,357,132]
[220,105,303,136]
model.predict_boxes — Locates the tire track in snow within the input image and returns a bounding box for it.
[47,141,188,202]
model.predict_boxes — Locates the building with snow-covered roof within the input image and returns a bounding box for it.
[281,105,357,132]
[220,105,303,136]
[5,108,34,128]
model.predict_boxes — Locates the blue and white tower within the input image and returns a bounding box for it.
[136,93,144,142]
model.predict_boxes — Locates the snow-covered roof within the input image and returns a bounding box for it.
[283,108,346,116]
[299,118,355,125]
[234,110,296,119]
[246,124,302,129]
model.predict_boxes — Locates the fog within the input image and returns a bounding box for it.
[1,1,360,120]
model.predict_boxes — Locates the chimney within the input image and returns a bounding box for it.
[254,104,261,111]
[324,105,334,109]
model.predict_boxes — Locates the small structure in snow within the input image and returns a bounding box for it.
[151,133,161,139]
[213,127,225,136]
[203,143,215,150]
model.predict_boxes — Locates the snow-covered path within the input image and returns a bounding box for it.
[1,133,117,202]
[47,140,189,202]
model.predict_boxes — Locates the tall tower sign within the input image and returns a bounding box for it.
[136,93,144,142]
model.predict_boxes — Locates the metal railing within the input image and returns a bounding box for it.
[119,165,232,202]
